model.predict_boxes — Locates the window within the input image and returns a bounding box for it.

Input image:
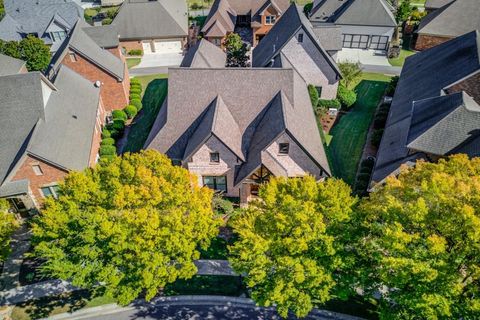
[50,31,67,42]
[279,143,289,155]
[32,165,43,176]
[41,185,60,199]
[265,15,276,25]
[210,152,220,163]
[203,176,227,192]
[69,52,77,62]
[298,33,304,43]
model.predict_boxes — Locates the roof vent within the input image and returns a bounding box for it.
[94,80,101,88]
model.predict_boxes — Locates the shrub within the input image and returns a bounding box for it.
[108,119,125,133]
[318,99,341,110]
[356,173,371,184]
[99,145,116,156]
[373,113,388,129]
[129,93,141,101]
[337,85,357,109]
[130,82,142,91]
[130,99,142,111]
[101,138,115,146]
[361,158,375,170]
[124,105,138,119]
[112,110,127,122]
[371,129,384,148]
[130,78,141,85]
[303,2,314,16]
[102,18,112,25]
[109,129,120,139]
[100,154,116,162]
[130,88,141,95]
[128,49,143,56]
[307,84,319,107]
[101,128,111,139]
[386,76,399,96]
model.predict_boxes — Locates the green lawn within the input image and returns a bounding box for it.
[326,74,391,185]
[389,49,415,67]
[123,75,168,153]
[126,58,141,69]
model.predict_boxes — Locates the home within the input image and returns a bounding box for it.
[415,0,480,50]
[309,0,397,51]
[0,0,83,52]
[371,31,480,186]
[0,65,105,212]
[112,0,188,55]
[252,4,341,100]
[180,39,227,68]
[47,20,129,112]
[144,68,330,205]
[0,53,27,75]
[424,0,453,13]
[201,0,290,47]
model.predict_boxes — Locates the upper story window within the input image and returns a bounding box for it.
[279,143,289,155]
[298,33,304,43]
[210,152,220,163]
[32,164,43,176]
[41,185,60,199]
[265,15,276,25]
[50,31,67,42]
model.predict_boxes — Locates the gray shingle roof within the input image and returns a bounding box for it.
[425,0,454,10]
[417,0,480,37]
[112,0,188,41]
[49,20,125,80]
[312,24,342,52]
[0,0,83,42]
[145,68,330,182]
[0,14,22,41]
[310,0,396,27]
[0,54,26,76]
[252,4,341,76]
[0,180,29,197]
[180,39,226,68]
[372,31,480,184]
[82,24,119,49]
[27,65,101,171]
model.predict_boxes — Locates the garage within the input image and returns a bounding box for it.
[154,40,182,54]
[142,41,153,54]
[342,34,390,50]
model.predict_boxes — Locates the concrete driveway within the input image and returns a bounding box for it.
[337,48,391,66]
[134,53,184,69]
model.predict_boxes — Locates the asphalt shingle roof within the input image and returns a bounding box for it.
[0,54,26,76]
[82,24,119,49]
[425,0,454,10]
[112,0,188,40]
[180,39,226,68]
[372,31,480,184]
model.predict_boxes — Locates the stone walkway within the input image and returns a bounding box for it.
[1,224,31,291]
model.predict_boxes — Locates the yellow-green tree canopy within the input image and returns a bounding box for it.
[229,176,357,318]
[0,199,19,262]
[352,155,480,319]
[31,150,221,304]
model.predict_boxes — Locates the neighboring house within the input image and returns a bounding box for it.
[371,31,480,186]
[424,0,454,13]
[47,20,129,112]
[0,0,83,52]
[309,0,397,51]
[0,53,27,75]
[112,0,188,54]
[145,68,330,205]
[180,39,227,68]
[253,5,341,100]
[0,65,105,212]
[415,0,480,50]
[201,0,290,47]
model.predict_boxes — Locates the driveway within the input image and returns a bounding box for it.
[134,53,184,69]
[337,48,391,66]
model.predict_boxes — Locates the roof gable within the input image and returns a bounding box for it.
[0,54,26,76]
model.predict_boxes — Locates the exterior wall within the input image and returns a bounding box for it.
[253,6,280,46]
[60,49,129,111]
[445,72,480,104]
[10,156,69,208]
[282,28,340,99]
[19,65,28,74]
[415,34,453,51]
[89,97,106,166]
[186,135,242,198]
[120,40,143,52]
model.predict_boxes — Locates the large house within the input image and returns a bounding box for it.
[201,0,290,47]
[112,0,188,55]
[0,0,83,52]
[145,68,330,204]
[0,65,105,212]
[371,31,480,186]
[415,0,480,50]
[309,0,397,51]
[47,20,129,112]
[180,39,227,68]
[253,5,341,100]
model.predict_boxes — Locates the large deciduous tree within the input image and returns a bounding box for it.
[0,199,19,262]
[31,150,221,305]
[349,155,480,319]
[224,33,250,67]
[229,176,357,318]
[0,36,50,71]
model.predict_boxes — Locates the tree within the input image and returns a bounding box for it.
[18,35,51,71]
[0,199,19,262]
[229,176,357,318]
[224,33,250,67]
[348,155,480,319]
[395,0,412,24]
[338,62,362,89]
[31,150,221,305]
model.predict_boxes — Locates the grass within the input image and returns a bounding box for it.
[126,58,141,69]
[123,74,168,153]
[388,49,415,67]
[164,275,247,297]
[325,74,391,185]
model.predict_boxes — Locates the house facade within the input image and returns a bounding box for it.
[145,68,330,205]
[0,0,83,52]
[309,0,397,51]
[201,0,290,47]
[112,0,188,55]
[0,66,105,212]
[371,31,480,186]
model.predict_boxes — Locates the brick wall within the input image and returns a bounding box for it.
[88,97,106,166]
[445,72,480,104]
[415,34,453,51]
[11,155,69,207]
[61,49,129,112]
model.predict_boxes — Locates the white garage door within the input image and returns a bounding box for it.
[142,41,152,54]
[154,41,182,54]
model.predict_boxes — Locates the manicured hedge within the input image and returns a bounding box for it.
[130,82,142,90]
[337,85,357,109]
[130,78,141,85]
[128,49,143,56]
[129,93,141,101]
[308,84,319,107]
[130,88,141,95]
[371,129,384,148]
[130,99,142,111]
[124,105,138,119]
[99,145,116,156]
[101,128,111,139]
[112,110,127,122]
[318,99,341,110]
[101,138,115,146]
